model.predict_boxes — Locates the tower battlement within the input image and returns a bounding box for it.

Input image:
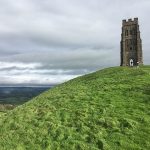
[120,18,143,66]
[122,18,138,25]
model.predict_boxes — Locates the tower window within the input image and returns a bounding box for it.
[125,30,128,36]
[132,30,135,35]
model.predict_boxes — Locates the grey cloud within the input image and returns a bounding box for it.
[1,48,118,69]
[0,0,149,85]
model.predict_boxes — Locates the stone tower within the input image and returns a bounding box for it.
[120,18,143,66]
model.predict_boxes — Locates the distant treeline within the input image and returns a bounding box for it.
[0,87,51,105]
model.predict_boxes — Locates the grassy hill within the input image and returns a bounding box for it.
[0,66,150,150]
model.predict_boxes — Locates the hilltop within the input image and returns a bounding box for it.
[0,66,150,149]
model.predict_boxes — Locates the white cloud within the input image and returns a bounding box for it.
[0,0,149,85]
[0,61,83,85]
[0,62,42,69]
[0,74,78,85]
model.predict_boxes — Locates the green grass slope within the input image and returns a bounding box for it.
[0,66,150,150]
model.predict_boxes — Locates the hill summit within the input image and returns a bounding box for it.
[0,66,150,149]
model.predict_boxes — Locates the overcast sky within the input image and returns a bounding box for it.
[0,0,150,86]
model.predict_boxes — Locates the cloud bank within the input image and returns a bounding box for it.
[0,0,150,85]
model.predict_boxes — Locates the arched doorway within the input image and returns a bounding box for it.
[129,59,134,67]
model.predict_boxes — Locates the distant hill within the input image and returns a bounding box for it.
[0,86,51,105]
[0,66,150,149]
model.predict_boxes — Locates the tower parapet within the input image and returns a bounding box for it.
[122,18,139,25]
